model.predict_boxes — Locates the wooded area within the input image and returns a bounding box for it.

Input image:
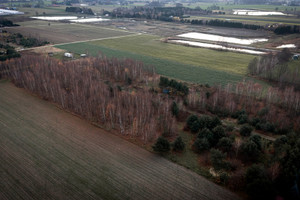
[0,55,176,142]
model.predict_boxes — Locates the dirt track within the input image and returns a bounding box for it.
[0,81,240,200]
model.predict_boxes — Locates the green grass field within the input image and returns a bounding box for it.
[0,81,240,200]
[56,34,256,85]
[11,20,133,44]
[289,59,300,72]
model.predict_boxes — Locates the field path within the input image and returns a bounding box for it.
[0,81,240,200]
[20,33,142,52]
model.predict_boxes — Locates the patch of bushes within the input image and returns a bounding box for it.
[186,114,220,133]
[245,164,275,199]
[197,128,214,145]
[193,138,210,153]
[249,117,260,126]
[210,148,231,171]
[231,109,246,119]
[225,124,234,132]
[0,44,20,62]
[239,140,260,162]
[220,172,229,184]
[255,121,275,133]
[7,33,49,48]
[172,136,185,152]
[0,19,19,27]
[159,76,189,96]
[238,114,248,124]
[217,137,233,152]
[152,136,170,153]
[249,135,262,151]
[212,125,226,145]
[240,125,253,137]
[66,7,94,15]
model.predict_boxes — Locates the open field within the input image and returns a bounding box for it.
[56,34,256,85]
[7,20,133,44]
[56,35,254,84]
[56,41,245,85]
[7,16,273,85]
[82,35,255,75]
[4,17,260,85]
[0,81,240,200]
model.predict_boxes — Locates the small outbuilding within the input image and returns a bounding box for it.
[293,55,299,60]
[64,52,73,58]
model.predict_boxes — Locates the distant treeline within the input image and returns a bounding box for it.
[0,19,19,27]
[0,44,20,62]
[186,19,262,30]
[238,0,267,4]
[274,25,300,34]
[65,7,94,15]
[110,6,263,30]
[111,6,214,22]
[248,49,300,89]
[6,33,49,48]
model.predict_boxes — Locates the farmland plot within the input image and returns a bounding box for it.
[7,20,132,44]
[0,81,240,200]
[56,34,258,85]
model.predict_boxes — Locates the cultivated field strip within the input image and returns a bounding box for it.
[0,82,240,200]
[9,20,133,44]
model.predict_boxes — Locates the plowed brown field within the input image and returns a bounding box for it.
[0,81,240,200]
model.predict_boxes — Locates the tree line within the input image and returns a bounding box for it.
[0,18,19,27]
[0,44,20,62]
[187,19,262,30]
[187,81,300,133]
[6,32,49,48]
[110,6,213,21]
[274,25,300,34]
[1,55,176,142]
[248,49,300,90]
[65,7,94,15]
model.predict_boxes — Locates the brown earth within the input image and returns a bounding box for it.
[0,81,240,200]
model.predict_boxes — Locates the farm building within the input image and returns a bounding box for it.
[64,52,73,58]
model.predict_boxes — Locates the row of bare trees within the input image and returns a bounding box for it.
[247,50,300,89]
[1,55,175,142]
[187,80,300,130]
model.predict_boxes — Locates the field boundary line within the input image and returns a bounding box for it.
[19,33,142,52]
[16,21,137,34]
